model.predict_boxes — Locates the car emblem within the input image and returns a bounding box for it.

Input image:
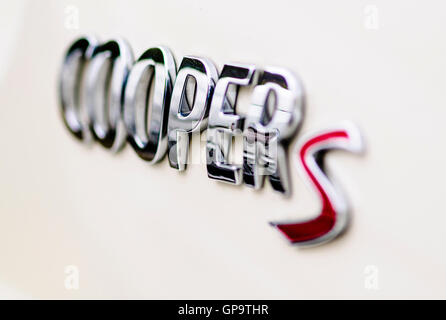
[59,36,364,247]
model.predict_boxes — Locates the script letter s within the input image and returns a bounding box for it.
[271,123,364,246]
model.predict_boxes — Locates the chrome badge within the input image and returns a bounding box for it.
[59,36,364,247]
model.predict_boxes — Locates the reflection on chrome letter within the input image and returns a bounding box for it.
[206,63,256,184]
[167,56,218,171]
[84,39,134,152]
[124,47,177,163]
[243,68,304,196]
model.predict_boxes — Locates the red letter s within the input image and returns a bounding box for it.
[271,123,364,246]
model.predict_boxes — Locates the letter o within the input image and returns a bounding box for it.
[124,47,177,163]
[59,36,98,142]
[84,39,134,152]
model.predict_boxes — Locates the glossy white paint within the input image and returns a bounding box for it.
[0,0,445,298]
